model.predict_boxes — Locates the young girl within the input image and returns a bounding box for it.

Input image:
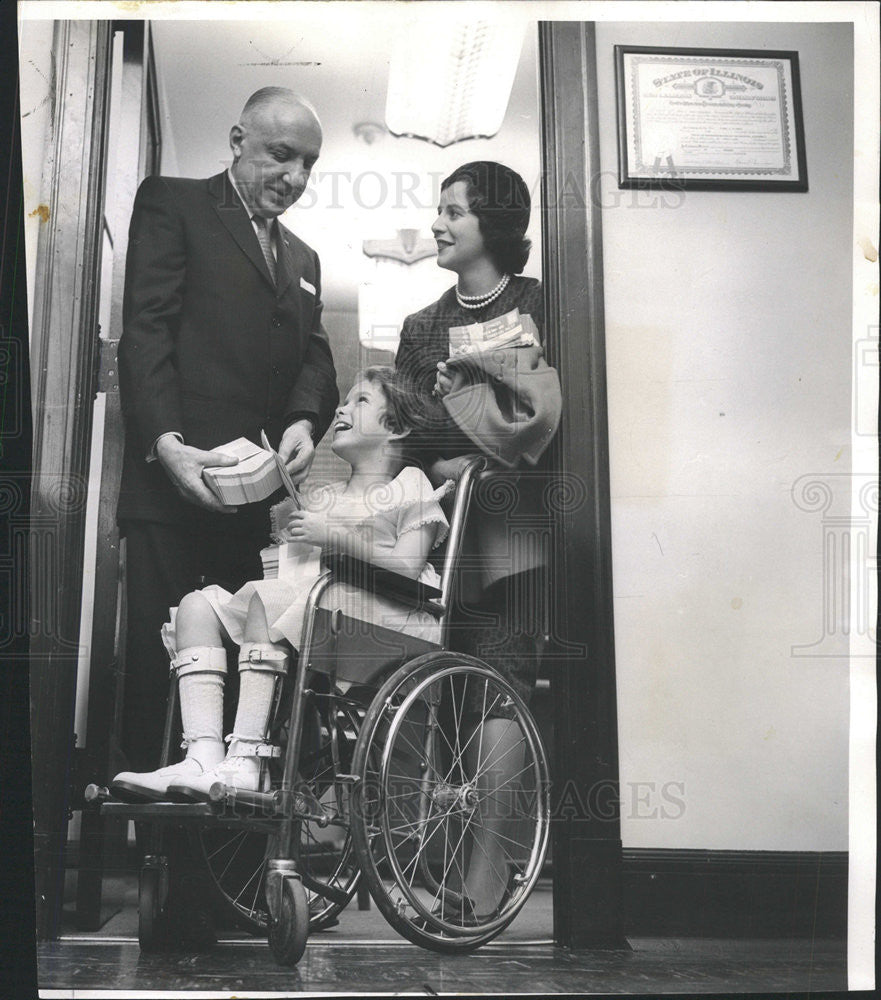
[112,367,451,801]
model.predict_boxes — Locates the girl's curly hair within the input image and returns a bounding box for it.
[361,365,444,468]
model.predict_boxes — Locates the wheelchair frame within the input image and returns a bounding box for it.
[87,456,550,963]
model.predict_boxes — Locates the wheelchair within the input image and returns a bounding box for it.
[86,457,550,964]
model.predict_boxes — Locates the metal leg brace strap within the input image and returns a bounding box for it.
[237,641,289,675]
[171,645,228,678]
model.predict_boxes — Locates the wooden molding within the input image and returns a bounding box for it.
[28,19,113,941]
[622,848,848,938]
[539,21,626,950]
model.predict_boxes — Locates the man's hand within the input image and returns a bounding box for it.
[155,436,238,513]
[279,419,316,484]
[285,509,328,547]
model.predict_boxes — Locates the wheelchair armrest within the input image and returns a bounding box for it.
[322,553,443,613]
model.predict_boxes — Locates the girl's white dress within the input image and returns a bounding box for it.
[162,466,452,652]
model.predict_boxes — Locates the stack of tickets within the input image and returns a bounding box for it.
[260,545,281,579]
[259,542,321,580]
[448,307,539,359]
[202,437,283,505]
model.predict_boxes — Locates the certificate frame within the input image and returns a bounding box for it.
[615,45,808,191]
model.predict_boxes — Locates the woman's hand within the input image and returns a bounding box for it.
[433,360,466,398]
[285,509,329,547]
[429,454,483,485]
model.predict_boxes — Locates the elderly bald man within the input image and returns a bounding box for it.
[117,88,338,784]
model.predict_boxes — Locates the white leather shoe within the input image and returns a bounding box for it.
[110,739,225,802]
[167,755,268,802]
[111,757,211,803]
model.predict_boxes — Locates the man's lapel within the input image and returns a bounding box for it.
[275,225,296,299]
[208,171,276,291]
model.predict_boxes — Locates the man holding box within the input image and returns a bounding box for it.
[116,88,338,780]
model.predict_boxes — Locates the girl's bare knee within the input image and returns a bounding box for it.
[243,593,271,642]
[176,590,222,642]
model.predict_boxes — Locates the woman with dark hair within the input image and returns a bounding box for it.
[396,161,561,920]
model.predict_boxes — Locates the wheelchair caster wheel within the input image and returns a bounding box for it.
[138,864,168,952]
[268,877,309,966]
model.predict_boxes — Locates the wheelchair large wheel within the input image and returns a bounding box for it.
[193,695,364,934]
[350,652,550,953]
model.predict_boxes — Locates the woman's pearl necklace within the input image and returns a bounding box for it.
[456,273,511,310]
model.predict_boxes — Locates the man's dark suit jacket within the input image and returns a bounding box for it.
[117,171,339,525]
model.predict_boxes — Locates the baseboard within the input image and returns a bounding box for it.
[64,840,849,940]
[622,848,848,938]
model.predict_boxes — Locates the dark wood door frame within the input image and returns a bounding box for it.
[74,21,160,931]
[540,21,627,949]
[29,19,112,940]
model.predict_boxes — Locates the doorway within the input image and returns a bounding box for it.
[23,12,623,949]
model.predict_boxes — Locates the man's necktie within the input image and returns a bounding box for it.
[253,215,277,285]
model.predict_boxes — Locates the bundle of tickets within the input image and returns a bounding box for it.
[202,437,284,505]
[448,307,539,360]
[268,494,302,541]
[259,541,321,580]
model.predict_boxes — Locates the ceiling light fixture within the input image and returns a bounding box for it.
[385,20,524,147]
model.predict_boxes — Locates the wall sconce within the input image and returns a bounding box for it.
[363,228,437,265]
[385,20,524,147]
[353,121,388,145]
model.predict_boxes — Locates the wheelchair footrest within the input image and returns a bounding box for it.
[100,801,218,819]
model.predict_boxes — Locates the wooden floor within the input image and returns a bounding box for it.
[35,875,847,995]
[36,936,848,995]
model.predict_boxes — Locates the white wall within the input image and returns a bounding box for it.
[596,22,854,849]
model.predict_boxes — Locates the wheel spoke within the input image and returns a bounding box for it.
[204,829,247,863]
[232,853,267,914]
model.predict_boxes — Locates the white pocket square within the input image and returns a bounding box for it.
[300,277,316,295]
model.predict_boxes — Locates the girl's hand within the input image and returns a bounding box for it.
[286,509,329,547]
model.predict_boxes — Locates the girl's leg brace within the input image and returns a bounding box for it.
[225,640,289,758]
[174,645,228,766]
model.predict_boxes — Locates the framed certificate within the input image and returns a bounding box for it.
[615,46,808,191]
